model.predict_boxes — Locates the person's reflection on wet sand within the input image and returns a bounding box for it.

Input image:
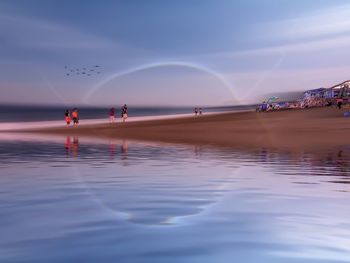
[194,145,203,158]
[73,136,79,157]
[109,141,116,160]
[337,150,343,166]
[65,136,71,156]
[121,140,128,158]
[259,148,268,163]
[120,140,129,166]
[336,149,349,175]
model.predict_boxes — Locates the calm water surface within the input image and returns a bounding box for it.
[0,135,350,263]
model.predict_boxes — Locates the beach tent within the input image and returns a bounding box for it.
[267,96,279,103]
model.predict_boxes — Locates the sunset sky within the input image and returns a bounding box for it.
[1,0,350,106]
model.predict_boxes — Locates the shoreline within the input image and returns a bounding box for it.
[11,107,350,153]
[0,111,230,132]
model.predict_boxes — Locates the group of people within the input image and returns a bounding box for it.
[256,102,279,112]
[109,104,128,123]
[65,108,79,127]
[64,104,129,127]
[194,107,203,116]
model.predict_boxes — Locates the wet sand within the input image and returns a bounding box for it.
[21,107,350,152]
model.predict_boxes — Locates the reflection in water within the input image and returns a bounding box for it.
[65,137,129,164]
[109,141,116,160]
[64,136,80,157]
[193,145,203,158]
[65,136,71,155]
[0,136,349,262]
[121,140,128,165]
[73,136,79,157]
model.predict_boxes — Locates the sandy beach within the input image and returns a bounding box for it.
[16,107,349,152]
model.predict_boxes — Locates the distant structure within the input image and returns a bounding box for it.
[258,79,350,111]
[300,80,350,108]
[302,88,326,100]
[303,81,350,100]
[324,80,350,99]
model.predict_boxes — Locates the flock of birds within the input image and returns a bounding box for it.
[64,65,102,77]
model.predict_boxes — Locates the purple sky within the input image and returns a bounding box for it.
[1,0,350,106]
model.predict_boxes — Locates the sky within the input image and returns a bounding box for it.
[1,0,350,106]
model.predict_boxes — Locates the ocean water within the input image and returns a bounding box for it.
[0,105,255,123]
[0,134,350,263]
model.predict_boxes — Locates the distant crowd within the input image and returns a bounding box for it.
[256,97,347,113]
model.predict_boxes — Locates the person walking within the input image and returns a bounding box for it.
[109,107,116,123]
[72,108,79,127]
[336,98,343,109]
[194,108,198,116]
[65,109,71,127]
[121,104,128,122]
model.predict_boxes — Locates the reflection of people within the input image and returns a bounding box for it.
[109,141,116,159]
[73,136,79,156]
[194,145,202,157]
[65,136,71,155]
[119,140,129,166]
[65,109,71,127]
[109,107,116,123]
[337,150,344,166]
[72,108,79,127]
[121,140,128,159]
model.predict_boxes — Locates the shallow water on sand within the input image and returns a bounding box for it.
[0,135,350,263]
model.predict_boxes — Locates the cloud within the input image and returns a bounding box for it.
[0,15,115,50]
[190,3,350,62]
[263,4,350,40]
[198,34,350,61]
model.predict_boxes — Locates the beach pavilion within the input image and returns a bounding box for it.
[323,80,350,99]
[302,88,326,100]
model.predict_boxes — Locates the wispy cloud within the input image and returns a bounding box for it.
[214,35,350,58]
[192,4,350,60]
[0,15,115,50]
[263,4,350,40]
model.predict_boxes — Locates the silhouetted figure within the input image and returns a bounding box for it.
[194,108,198,116]
[336,98,343,109]
[199,108,203,115]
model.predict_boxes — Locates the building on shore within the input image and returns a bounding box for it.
[323,80,350,99]
[302,88,326,100]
